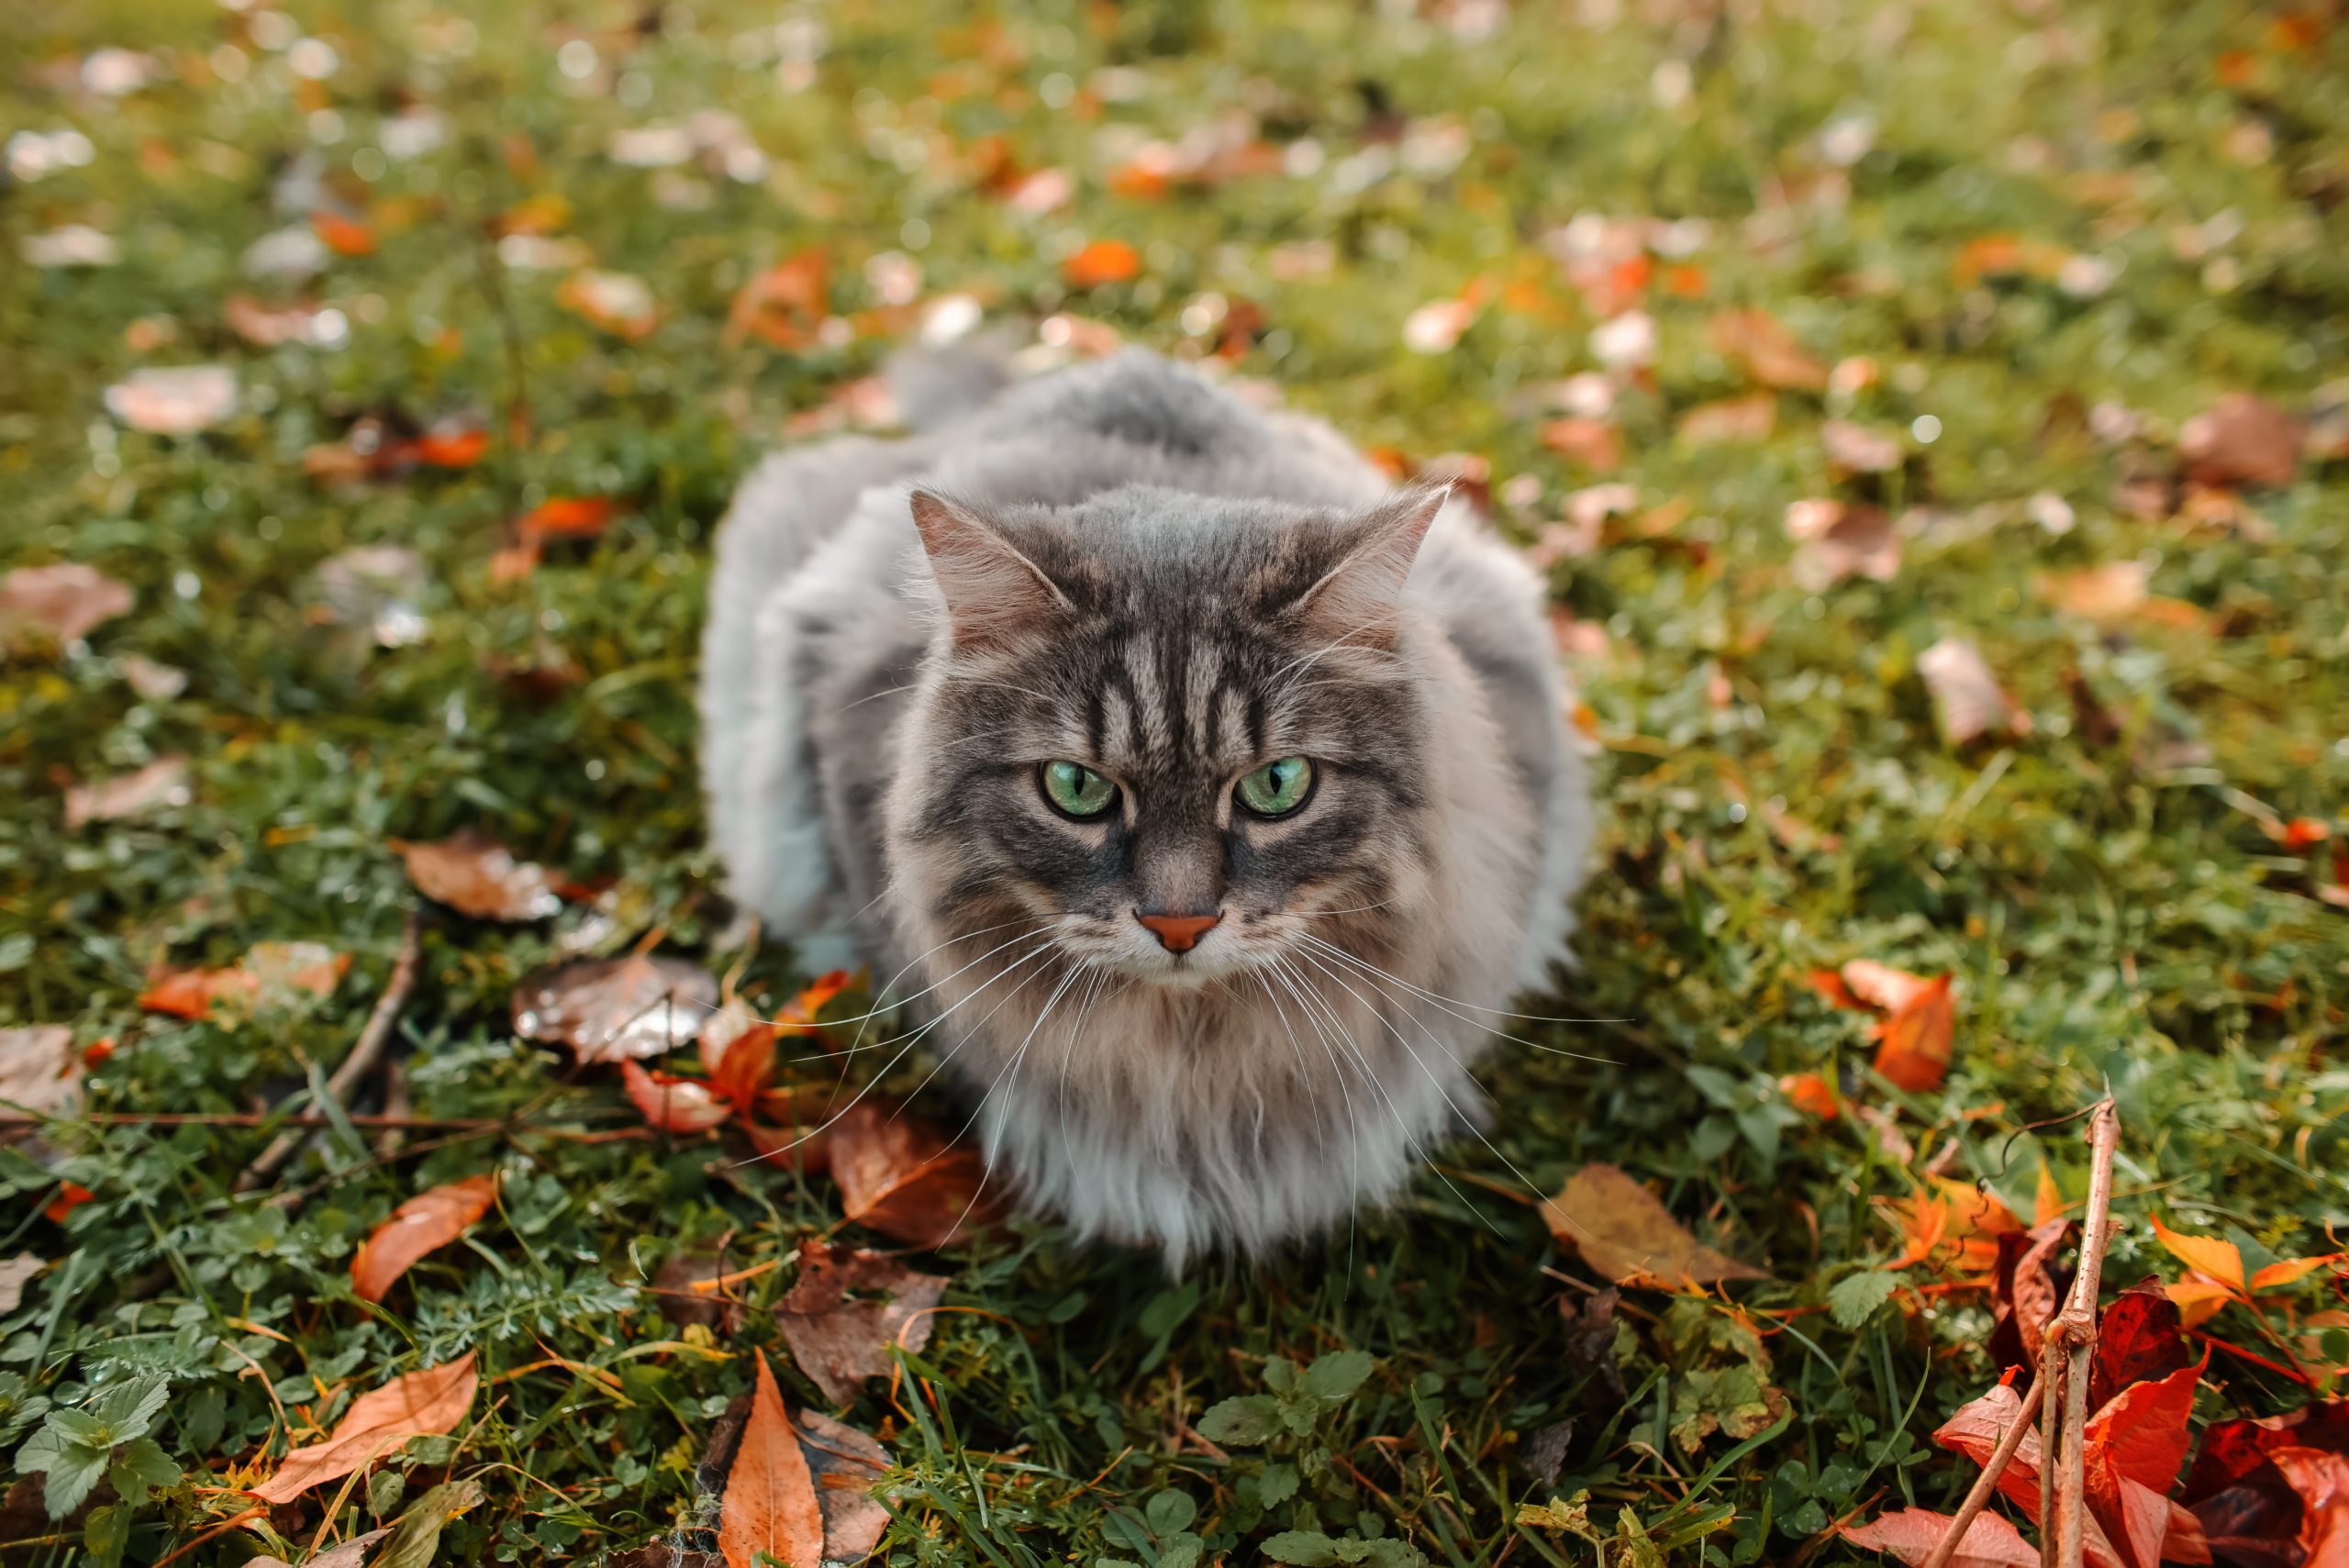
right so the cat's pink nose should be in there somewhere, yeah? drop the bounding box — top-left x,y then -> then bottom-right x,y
1135,909 -> 1221,953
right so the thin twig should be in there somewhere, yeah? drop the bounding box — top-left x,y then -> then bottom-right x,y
1920,1096 -> 2120,1568
237,909 -> 426,1192
1920,1374 -> 2047,1568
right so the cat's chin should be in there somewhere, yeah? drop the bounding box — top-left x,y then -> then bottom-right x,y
1080,946 -> 1267,988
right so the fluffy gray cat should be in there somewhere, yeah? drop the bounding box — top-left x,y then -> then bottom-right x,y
699,347 -> 1590,1266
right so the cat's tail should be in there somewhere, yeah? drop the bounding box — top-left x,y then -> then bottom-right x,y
885,328 -> 1021,430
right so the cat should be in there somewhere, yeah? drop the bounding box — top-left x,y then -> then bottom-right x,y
699,345 -> 1590,1267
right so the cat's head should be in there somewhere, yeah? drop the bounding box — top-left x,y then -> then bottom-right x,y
885,482 -> 1449,987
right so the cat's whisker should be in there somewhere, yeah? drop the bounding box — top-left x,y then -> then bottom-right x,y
1292,931 -> 1632,1034
1273,953 -> 1506,1240
1293,934 -> 1620,1064
1293,948 -> 1553,1215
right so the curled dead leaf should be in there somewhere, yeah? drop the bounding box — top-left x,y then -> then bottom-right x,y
351,1173 -> 499,1302
513,954 -> 718,1063
1542,1163 -> 1767,1290
828,1102 -> 1000,1249
774,1240 -> 948,1407
621,1060 -> 735,1134
390,832 -> 562,921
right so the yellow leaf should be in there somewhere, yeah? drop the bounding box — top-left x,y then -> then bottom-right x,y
2151,1216 -> 2245,1292
2033,1162 -> 2065,1228
1542,1164 -> 1768,1290
2164,1278 -> 2232,1329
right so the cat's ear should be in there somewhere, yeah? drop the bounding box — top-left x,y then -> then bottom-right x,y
908,489 -> 1072,650
1286,484 -> 1448,645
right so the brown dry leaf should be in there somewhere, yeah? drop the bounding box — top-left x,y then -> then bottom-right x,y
2180,393 -> 2303,489
774,1240 -> 948,1406
1785,499 -> 1898,590
104,365 -> 238,434
350,1173 -> 499,1302
718,1351 -> 825,1568
0,1027 -> 82,1122
138,942 -> 346,1020
1708,308 -> 1826,391
1676,393 -> 1776,446
828,1102 -> 1000,1249
252,1352 -> 479,1503
2036,561 -> 2152,623
1918,638 -> 2029,745
1,562 -> 134,647
390,832 -> 562,921
240,1527 -> 394,1568
64,755 -> 190,828
796,1409 -> 893,1560
512,954 -> 718,1063
1821,419 -> 1904,473
1541,1163 -> 1767,1290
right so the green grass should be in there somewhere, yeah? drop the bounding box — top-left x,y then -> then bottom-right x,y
4,0 -> 2347,1563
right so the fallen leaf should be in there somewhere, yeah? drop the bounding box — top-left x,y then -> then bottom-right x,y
64,756 -> 190,828
1062,239 -> 1141,288
718,1351 -> 825,1568
0,1257 -> 40,1314
1873,973 -> 1955,1092
223,295 -> 345,348
2273,1448 -> 2349,1568
406,425 -> 488,468
1542,1163 -> 1768,1289
1842,1506 -> 2038,1566
774,1240 -> 948,1406
1785,499 -> 1899,590
2153,1216 -> 2247,1292
1676,393 -> 1776,446
1778,1072 -> 1839,1118
621,1061 -> 735,1134
120,655 -> 187,700
138,942 -> 347,1020
2091,1284 -> 2192,1412
2038,561 -> 2153,623
726,249 -> 829,350
374,1478 -> 486,1568
253,1352 -> 479,1503
1540,417 -> 1621,472
311,211 -> 376,257
1708,308 -> 1826,391
350,1173 -> 499,1302
512,954 -> 718,1063
0,1027 -> 81,1121
239,1526 -> 393,1568
104,365 -> 238,435
390,832 -> 562,921
518,495 -> 621,540
796,1409 -> 893,1560
828,1102 -> 999,1249
1821,419 -> 1904,473
1403,295 -> 1479,354
1919,638 -> 2029,746
1,562 -> 134,647
2180,394 -> 2303,490
558,270 -> 660,339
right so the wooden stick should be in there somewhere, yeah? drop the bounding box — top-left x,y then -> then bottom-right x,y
237,910 -> 426,1191
2048,1097 -> 2121,1568
1920,1373 -> 2047,1568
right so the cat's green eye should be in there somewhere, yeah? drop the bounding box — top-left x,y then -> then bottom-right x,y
1040,760 -> 1119,819
1235,756 -> 1316,818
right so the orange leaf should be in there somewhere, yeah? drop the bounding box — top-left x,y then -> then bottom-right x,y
1873,973 -> 1955,1092
775,969 -> 853,1033
2034,1162 -> 2066,1227
1778,1072 -> 1839,1119
44,1181 -> 95,1222
311,211 -> 376,257
1842,959 -> 1936,1012
2249,1253 -> 2342,1293
1541,1163 -> 1768,1290
1707,307 -> 1826,391
1842,1506 -> 2037,1566
252,1353 -> 479,1503
718,1351 -> 825,1568
390,832 -> 562,921
2163,1278 -> 2233,1329
350,1173 -> 499,1302
2152,1216 -> 2246,1292
829,1103 -> 1000,1249
725,249 -> 830,350
1062,239 -> 1141,288
1807,968 -> 1865,1010
407,428 -> 488,469
520,495 -> 619,539
621,1060 -> 735,1134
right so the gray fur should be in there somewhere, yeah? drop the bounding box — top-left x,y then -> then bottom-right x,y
699,350 -> 1590,1267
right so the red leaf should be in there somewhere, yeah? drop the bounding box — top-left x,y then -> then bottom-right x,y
718,1351 -> 824,1568
2188,1402 -> 2349,1501
1778,1072 -> 1839,1119
621,1061 -> 734,1134
350,1173 -> 499,1302
829,1102 -> 1000,1249
520,495 -> 620,539
407,428 -> 488,469
2272,1447 -> 2349,1568
1842,1507 -> 2037,1566
2092,1284 -> 2191,1412
252,1353 -> 479,1503
44,1181 -> 95,1222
